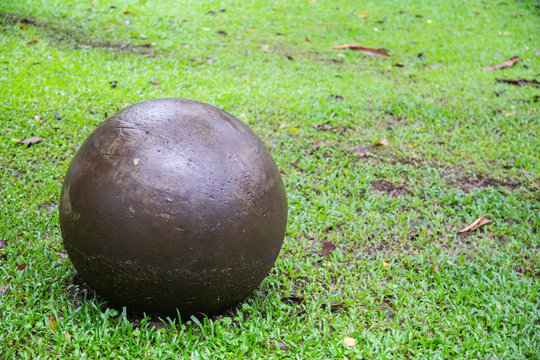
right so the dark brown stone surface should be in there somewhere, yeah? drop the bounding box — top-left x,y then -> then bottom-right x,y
59,98 -> 287,315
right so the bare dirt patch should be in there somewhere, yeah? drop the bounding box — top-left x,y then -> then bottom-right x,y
445,171 -> 524,193
0,12 -> 157,56
370,179 -> 412,197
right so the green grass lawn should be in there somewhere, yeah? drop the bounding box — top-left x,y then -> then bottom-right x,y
1,0 -> 539,358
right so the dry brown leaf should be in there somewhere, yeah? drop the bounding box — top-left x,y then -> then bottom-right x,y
332,44 -> 389,57
17,263 -> 27,271
458,215 -> 494,234
19,136 -> 43,146
484,56 -> 520,71
321,241 -> 336,257
48,314 -> 58,330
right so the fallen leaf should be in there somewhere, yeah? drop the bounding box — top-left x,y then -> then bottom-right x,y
264,338 -> 289,351
321,241 -> 336,257
0,239 -> 6,250
382,260 -> 390,267
374,138 -> 389,146
343,337 -> 356,347
357,13 -> 368,18
504,111 -> 517,117
496,79 -> 539,87
332,44 -> 389,57
18,136 -> 43,146
26,40 -> 38,45
484,56 -> 520,71
216,30 -> 227,36
48,314 -> 58,330
133,158 -> 140,165
65,333 -> 72,341
265,139 -> 277,148
17,263 -> 27,271
0,286 -> 10,295
261,43 -> 270,52
34,115 -> 41,121
458,215 -> 494,234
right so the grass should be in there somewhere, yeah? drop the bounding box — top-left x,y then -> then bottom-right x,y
0,0 -> 539,358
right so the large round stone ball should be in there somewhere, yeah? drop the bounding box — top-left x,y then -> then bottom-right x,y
59,98 -> 287,315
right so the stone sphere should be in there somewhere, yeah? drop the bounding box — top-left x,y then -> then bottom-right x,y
59,98 -> 287,315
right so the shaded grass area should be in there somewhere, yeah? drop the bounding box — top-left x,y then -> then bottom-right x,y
0,0 -> 539,358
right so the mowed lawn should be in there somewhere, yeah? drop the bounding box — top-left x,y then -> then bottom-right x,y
0,0 -> 538,358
